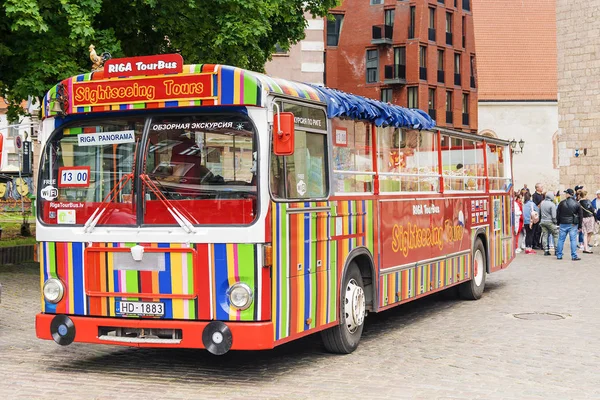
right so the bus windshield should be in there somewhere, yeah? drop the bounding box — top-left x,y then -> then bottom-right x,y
38,113 -> 258,227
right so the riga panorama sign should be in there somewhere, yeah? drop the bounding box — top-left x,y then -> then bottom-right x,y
103,54 -> 184,78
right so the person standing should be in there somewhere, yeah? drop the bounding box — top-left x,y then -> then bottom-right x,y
539,191 -> 559,256
592,189 -> 600,247
575,185 -> 585,249
514,193 -> 525,253
532,183 -> 544,249
556,189 -> 583,261
522,192 -> 539,254
578,190 -> 595,254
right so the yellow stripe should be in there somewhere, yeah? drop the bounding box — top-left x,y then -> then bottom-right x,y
171,243 -> 183,319
68,244 -> 75,313
40,244 -> 45,312
233,68 -> 242,103
107,245 -> 115,316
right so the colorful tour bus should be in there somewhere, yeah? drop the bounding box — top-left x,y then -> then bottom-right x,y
36,54 -> 514,355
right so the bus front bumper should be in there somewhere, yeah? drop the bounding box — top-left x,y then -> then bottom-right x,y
36,313 -> 274,353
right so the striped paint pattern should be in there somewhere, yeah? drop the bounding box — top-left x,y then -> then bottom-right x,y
490,195 -> 514,268
43,64 -> 326,118
271,200 -> 374,342
379,255 -> 470,307
40,242 -> 260,322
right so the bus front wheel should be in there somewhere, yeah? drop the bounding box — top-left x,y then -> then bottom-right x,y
321,262 -> 365,354
459,238 -> 487,300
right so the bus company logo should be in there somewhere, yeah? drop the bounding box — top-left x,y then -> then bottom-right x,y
104,54 -> 183,78
391,220 -> 464,257
412,204 -> 440,215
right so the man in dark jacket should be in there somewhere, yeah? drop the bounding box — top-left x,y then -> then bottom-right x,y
532,183 -> 545,249
556,188 -> 584,261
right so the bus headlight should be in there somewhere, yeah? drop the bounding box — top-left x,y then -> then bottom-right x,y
228,283 -> 253,310
43,278 -> 64,304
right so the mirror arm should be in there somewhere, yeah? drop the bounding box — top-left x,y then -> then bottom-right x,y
272,102 -> 282,139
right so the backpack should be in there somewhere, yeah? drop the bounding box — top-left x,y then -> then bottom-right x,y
530,202 -> 540,224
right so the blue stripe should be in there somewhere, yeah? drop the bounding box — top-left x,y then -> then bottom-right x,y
120,104 -> 128,110
158,243 -> 173,319
214,244 -> 229,321
76,75 -> 85,82
304,207 -> 311,330
77,107 -> 85,113
220,68 -> 234,105
275,205 -> 281,340
213,73 -> 219,97
165,101 -> 178,107
395,271 -> 399,303
72,242 -> 84,315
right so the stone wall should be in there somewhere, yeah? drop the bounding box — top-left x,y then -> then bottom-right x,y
556,0 -> 600,190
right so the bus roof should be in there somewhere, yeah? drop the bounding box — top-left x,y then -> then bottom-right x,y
42,61 -> 434,130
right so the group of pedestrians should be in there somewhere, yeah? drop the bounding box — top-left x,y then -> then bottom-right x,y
514,183 -> 600,261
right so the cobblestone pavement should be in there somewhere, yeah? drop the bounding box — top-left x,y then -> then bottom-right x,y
1,248 -> 599,400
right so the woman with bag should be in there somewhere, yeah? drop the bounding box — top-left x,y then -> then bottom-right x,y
514,193 -> 525,253
578,190 -> 596,254
522,192 -> 540,254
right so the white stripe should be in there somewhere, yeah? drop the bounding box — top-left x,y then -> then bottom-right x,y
256,246 -> 262,320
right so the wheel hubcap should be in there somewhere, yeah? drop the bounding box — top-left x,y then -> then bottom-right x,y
344,278 -> 365,333
474,249 -> 484,286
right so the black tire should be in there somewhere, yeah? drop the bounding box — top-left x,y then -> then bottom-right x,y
459,238 -> 487,300
321,262 -> 365,354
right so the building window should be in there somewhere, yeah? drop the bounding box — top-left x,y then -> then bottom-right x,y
371,0 -> 383,4
409,6 -> 416,39
454,52 -> 461,85
446,91 -> 453,124
428,88 -> 436,119
462,16 -> 466,48
408,87 -> 418,108
446,12 -> 453,45
393,46 -> 406,79
274,43 -> 287,55
327,14 -> 344,46
419,46 -> 428,80
381,88 -> 393,103
385,9 -> 395,27
462,0 -> 471,12
429,8 -> 436,41
470,55 -> 476,88
437,49 -> 445,83
366,49 -> 379,83
462,93 -> 469,125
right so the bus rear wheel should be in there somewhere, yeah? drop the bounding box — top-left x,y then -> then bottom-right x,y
459,238 -> 487,300
321,263 -> 365,354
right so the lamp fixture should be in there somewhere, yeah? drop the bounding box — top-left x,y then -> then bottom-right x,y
510,138 -> 525,154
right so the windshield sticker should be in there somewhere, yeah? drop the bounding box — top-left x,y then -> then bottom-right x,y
57,209 -> 76,224
297,179 -> 307,196
58,166 -> 90,188
49,202 -> 84,209
41,185 -> 58,201
151,122 -> 236,131
77,130 -> 135,146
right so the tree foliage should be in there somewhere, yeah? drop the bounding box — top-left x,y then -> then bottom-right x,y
0,0 -> 338,121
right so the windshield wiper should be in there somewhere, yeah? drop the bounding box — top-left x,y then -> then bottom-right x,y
140,174 -> 198,233
83,173 -> 133,233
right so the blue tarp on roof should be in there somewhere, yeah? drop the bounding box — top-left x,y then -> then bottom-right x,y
308,85 -> 436,130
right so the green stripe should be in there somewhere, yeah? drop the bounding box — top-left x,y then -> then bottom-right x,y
280,203 -> 289,337
125,270 -> 139,300
238,244 -> 255,320
187,252 -> 195,319
366,201 -> 374,253
48,243 -> 57,278
244,73 -> 259,104
133,103 -> 145,109
383,274 -> 388,305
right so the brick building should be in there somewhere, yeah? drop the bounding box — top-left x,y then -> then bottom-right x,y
325,0 -> 478,132
473,0 -> 558,190
556,0 -> 600,190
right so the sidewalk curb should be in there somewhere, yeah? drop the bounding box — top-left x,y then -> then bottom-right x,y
0,243 -> 37,266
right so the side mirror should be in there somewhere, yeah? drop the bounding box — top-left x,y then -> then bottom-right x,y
273,112 -> 295,156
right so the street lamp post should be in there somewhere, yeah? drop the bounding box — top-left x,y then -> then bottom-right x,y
510,138 -> 525,154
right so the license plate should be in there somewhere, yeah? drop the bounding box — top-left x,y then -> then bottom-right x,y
117,301 -> 164,316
